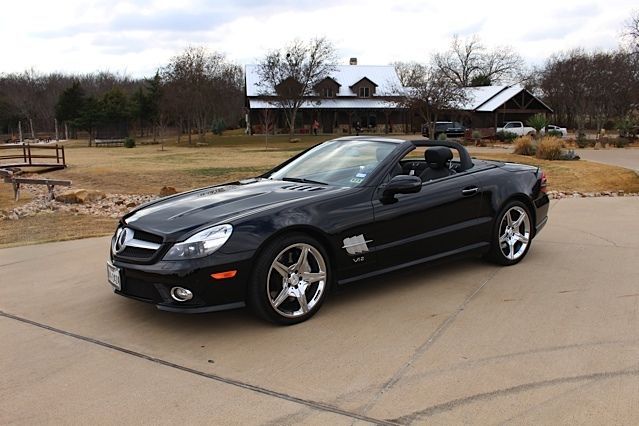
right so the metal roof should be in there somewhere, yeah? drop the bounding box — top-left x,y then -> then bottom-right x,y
249,99 -> 401,109
460,85 -> 553,113
245,64 -> 405,97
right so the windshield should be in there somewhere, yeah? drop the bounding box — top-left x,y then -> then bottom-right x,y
268,140 -> 398,187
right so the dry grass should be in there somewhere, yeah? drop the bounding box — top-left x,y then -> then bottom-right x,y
0,212 -> 117,248
536,137 -> 564,160
513,136 -> 535,156
474,152 -> 639,193
2,134 -> 639,248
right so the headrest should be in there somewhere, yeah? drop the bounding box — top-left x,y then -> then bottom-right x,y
425,147 -> 453,167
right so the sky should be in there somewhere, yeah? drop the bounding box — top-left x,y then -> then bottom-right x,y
0,0 -> 635,78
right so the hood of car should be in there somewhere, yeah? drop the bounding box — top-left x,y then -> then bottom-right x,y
123,179 -> 338,240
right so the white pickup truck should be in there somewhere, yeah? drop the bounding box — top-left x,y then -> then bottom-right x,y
496,121 -> 536,136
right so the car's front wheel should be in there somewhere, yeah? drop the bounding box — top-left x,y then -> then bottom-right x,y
487,201 -> 532,265
248,234 -> 330,325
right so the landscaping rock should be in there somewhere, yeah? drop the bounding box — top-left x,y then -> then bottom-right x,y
56,189 -> 106,204
159,186 -> 177,197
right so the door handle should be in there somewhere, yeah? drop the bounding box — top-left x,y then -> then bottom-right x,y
462,186 -> 479,196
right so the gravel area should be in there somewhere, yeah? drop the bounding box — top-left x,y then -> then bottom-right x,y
2,184 -> 637,222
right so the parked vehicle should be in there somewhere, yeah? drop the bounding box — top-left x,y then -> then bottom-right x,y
107,138 -> 549,324
496,121 -> 536,136
421,121 -> 466,138
540,125 -> 568,137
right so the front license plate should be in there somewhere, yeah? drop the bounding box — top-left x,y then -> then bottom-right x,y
107,262 -> 121,291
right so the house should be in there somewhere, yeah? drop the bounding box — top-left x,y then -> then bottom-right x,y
245,60 -> 408,134
458,85 -> 553,131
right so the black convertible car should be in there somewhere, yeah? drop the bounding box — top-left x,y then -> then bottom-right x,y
107,138 -> 549,324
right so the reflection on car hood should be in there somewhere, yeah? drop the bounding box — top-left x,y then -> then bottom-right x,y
123,179 -> 340,239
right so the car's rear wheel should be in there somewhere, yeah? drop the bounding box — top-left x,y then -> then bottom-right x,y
248,234 -> 330,325
487,201 -> 532,265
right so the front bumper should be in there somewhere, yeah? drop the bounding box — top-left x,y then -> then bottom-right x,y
110,251 -> 253,313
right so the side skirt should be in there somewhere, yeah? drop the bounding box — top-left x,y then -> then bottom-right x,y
336,242 -> 490,286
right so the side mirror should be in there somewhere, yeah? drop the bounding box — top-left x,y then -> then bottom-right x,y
382,175 -> 422,200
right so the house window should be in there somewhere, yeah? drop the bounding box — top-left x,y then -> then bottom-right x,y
323,87 -> 334,98
359,87 -> 370,98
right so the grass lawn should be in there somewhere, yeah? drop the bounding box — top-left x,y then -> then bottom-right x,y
1,133 -> 638,248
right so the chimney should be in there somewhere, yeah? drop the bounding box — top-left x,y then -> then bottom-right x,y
349,57 -> 357,66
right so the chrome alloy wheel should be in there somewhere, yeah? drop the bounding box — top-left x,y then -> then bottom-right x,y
267,243 -> 327,318
498,206 -> 531,260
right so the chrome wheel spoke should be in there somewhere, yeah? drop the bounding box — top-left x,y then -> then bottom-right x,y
513,214 -> 525,229
507,211 -> 514,226
508,242 -> 515,259
515,233 -> 529,244
301,271 -> 325,283
297,292 -> 309,314
272,286 -> 290,307
273,261 -> 290,278
294,247 -> 309,272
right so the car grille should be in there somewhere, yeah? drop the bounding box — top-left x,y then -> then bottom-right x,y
113,227 -> 164,263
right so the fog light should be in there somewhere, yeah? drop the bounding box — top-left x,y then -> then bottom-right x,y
170,287 -> 193,302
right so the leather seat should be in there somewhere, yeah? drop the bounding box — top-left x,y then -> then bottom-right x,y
419,147 -> 455,181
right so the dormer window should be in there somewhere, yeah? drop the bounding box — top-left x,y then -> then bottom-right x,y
323,87 -> 334,98
351,77 -> 377,97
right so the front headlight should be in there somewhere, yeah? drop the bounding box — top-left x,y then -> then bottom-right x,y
163,224 -> 233,260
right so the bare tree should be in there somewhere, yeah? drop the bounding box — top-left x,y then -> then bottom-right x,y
540,49 -> 638,132
396,62 -> 467,138
623,10 -> 639,53
161,47 -> 243,144
256,37 -> 337,136
433,35 -> 524,87
259,108 -> 276,149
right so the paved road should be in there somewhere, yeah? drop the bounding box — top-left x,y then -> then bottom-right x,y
574,147 -> 639,172
1,197 -> 639,424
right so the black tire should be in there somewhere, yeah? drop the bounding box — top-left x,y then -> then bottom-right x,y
486,200 -> 533,266
247,233 -> 331,325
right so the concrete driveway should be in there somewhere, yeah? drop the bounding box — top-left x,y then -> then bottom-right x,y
574,147 -> 639,172
1,197 -> 638,424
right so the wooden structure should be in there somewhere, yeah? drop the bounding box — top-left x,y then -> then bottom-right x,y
95,139 -> 125,147
0,169 -> 71,201
0,144 -> 67,170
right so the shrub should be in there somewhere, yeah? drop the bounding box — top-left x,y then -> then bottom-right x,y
471,130 -> 482,139
437,132 -> 447,141
526,113 -> 548,138
547,130 -> 563,138
576,132 -> 591,148
617,117 -> 637,139
495,130 -> 517,143
614,137 -> 630,148
536,137 -> 563,160
211,118 -> 226,135
123,137 -> 135,148
513,136 -> 536,156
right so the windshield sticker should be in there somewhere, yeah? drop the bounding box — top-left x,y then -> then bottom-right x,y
356,173 -> 367,178
350,178 -> 364,184
342,234 -> 372,255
